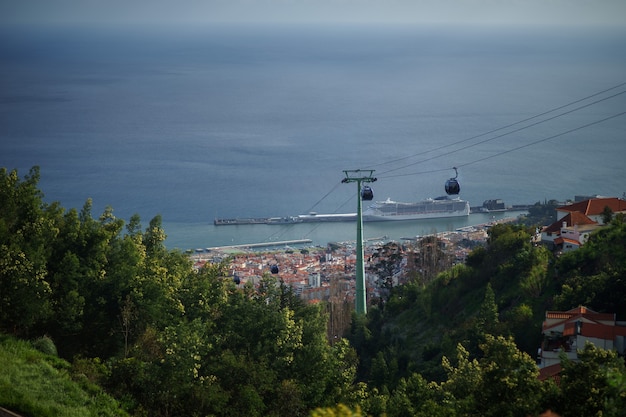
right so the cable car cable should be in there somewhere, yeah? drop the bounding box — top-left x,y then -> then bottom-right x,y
303,181 -> 343,215
380,111 -> 626,179
374,89 -> 625,177
455,111 -> 626,169
268,89 -> 625,243
366,82 -> 626,170
312,83 -> 625,213
262,181 -> 346,242
258,84 -> 625,245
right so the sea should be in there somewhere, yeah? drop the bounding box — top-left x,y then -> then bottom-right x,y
1,23 -> 625,251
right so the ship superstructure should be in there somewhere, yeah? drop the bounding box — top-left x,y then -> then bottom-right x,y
362,196 -> 470,221
215,196 -> 470,225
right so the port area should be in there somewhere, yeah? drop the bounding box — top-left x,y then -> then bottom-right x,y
200,239 -> 313,252
188,217 -> 521,302
215,213 -> 357,225
470,202 -> 531,213
214,206 -> 529,226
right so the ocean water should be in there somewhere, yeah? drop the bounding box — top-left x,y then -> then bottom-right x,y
1,24 -> 625,250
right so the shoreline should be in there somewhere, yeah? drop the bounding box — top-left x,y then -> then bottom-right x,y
170,210 -> 528,253
188,214 -> 523,258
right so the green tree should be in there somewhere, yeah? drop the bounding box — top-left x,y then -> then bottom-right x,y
0,167 -> 54,335
519,245 -> 551,298
310,404 -> 365,417
347,312 -> 375,382
519,200 -> 561,227
555,220 -> 626,318
476,283 -> 499,335
486,224 -> 533,291
64,203 -> 129,357
505,303 -> 537,354
604,367 -> 626,417
601,205 -> 614,224
387,373 -> 452,417
439,343 -> 481,415
436,336 -> 542,417
556,342 -> 626,417
326,338 -> 359,406
474,335 -> 542,417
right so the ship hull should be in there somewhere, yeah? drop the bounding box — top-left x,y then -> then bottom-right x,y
363,210 -> 469,221
214,198 -> 470,225
362,197 -> 470,222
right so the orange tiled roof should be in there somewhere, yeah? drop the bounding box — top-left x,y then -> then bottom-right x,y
553,237 -> 580,246
565,306 -> 598,314
557,197 -> 626,216
543,211 -> 598,233
543,306 -> 616,331
538,363 -> 562,382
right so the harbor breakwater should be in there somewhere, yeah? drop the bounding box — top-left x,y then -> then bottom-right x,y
213,205 -> 531,226
166,209 -> 531,252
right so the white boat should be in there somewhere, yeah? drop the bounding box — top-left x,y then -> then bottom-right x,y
362,196 -> 470,221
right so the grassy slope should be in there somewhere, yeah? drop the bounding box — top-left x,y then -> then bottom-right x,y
0,335 -> 128,417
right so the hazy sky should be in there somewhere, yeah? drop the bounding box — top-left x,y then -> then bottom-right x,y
2,0 -> 626,27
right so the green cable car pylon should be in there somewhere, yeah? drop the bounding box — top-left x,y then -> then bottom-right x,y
341,169 -> 377,315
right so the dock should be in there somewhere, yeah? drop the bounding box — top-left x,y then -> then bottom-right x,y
214,217 -> 279,225
202,239 -> 313,251
214,213 -> 356,225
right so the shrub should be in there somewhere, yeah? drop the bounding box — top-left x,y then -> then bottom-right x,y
32,336 -> 58,356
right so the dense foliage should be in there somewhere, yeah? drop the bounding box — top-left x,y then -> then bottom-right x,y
344,214 -> 626,415
0,167 -> 354,416
2,167 -> 626,416
554,214 -> 626,318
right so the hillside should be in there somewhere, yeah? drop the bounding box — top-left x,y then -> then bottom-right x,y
349,218 -> 626,385
2,166 -> 626,417
0,335 -> 128,417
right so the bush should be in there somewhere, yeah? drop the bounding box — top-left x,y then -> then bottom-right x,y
32,336 -> 58,356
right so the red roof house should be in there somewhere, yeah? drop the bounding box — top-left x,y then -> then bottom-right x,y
556,197 -> 626,223
539,306 -> 626,369
540,197 -> 626,251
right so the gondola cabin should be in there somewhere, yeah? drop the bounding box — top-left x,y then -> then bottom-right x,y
270,264 -> 279,274
361,185 -> 374,201
445,178 -> 460,195
445,167 -> 460,195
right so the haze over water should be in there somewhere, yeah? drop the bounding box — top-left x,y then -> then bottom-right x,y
1,23 -> 625,249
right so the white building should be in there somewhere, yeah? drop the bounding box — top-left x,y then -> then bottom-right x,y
540,306 -> 626,366
540,197 -> 626,251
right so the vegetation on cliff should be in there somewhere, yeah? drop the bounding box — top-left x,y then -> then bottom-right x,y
1,166 -> 625,416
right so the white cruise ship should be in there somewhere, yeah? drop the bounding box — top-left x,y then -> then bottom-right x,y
362,196 -> 470,221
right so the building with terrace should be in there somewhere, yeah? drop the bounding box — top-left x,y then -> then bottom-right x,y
540,196 -> 626,252
538,306 -> 626,380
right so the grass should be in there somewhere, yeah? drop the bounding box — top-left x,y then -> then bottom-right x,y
0,334 -> 128,417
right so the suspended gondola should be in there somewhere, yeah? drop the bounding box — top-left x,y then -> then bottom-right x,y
361,185 -> 374,201
270,264 -> 279,274
445,167 -> 460,195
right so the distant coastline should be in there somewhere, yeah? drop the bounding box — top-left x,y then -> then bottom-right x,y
213,201 -> 532,226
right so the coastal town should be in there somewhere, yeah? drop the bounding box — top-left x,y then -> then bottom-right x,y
191,212 -> 504,338
191,213 -> 511,311
189,194 -> 626,356
191,195 -> 626,312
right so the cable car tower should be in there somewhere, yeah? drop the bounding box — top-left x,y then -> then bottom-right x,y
341,169 -> 377,315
